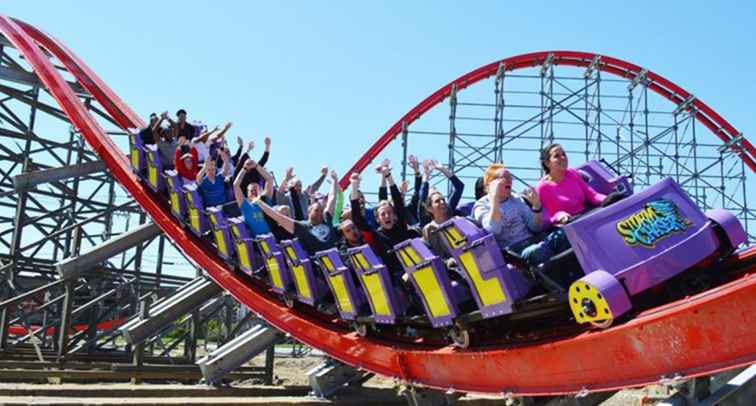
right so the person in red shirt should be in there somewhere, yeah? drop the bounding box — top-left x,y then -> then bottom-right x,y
174,144 -> 199,183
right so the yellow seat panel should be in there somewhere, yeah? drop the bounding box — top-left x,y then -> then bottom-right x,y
412,266 -> 451,317
292,264 -> 311,299
329,274 -> 354,313
459,251 -> 506,306
360,272 -> 390,316
267,257 -> 284,289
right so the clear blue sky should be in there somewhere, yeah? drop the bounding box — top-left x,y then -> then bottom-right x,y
5,1 -> 755,182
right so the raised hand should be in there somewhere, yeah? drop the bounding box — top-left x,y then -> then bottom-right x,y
408,154 -> 419,173
246,140 -> 255,153
224,122 -> 233,130
400,179 -> 409,195
350,172 -> 361,189
330,170 -> 338,182
320,165 -> 329,177
422,159 -> 432,178
488,179 -> 503,201
264,136 -> 271,148
284,167 -> 295,181
521,187 -> 541,211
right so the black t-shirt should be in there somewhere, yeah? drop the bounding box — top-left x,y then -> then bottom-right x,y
139,127 -> 155,145
292,213 -> 339,255
176,122 -> 195,141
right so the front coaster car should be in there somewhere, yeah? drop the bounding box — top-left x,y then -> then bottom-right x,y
569,270 -> 632,328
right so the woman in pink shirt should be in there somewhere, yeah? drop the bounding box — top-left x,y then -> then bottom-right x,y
535,144 -> 606,224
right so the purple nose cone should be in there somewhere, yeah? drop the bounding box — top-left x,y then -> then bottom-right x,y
705,208 -> 747,249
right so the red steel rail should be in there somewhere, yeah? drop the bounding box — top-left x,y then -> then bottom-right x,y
2,15 -> 755,395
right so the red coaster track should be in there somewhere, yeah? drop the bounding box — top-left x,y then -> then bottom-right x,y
1,15 -> 755,396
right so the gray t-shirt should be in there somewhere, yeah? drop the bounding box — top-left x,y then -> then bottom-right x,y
473,194 -> 541,248
158,139 -> 177,167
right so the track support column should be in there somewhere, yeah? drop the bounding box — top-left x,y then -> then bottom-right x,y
307,358 -> 373,399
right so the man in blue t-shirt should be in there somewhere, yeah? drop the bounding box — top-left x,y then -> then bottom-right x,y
234,159 -> 274,237
197,149 -> 231,208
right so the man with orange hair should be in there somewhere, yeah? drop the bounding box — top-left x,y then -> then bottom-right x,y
473,163 -> 567,266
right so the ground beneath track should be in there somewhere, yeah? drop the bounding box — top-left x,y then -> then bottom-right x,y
0,352 -> 676,405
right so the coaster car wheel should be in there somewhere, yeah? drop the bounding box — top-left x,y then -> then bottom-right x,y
449,325 -> 471,349
351,321 -> 369,337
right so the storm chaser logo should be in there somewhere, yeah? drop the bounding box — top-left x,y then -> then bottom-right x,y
616,199 -> 691,248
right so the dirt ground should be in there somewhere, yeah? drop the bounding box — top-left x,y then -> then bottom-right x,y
249,351 -> 672,405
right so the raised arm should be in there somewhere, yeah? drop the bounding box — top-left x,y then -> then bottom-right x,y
258,136 -> 271,167
257,163 -> 275,199
213,122 -> 232,142
307,166 -> 328,195
256,198 -> 295,234
289,185 -> 305,221
192,125 -> 218,144
233,160 -> 255,205
417,159 -> 432,222
377,160 -> 389,201
325,170 -> 339,217
448,174 -> 465,211
233,139 -> 252,179
220,149 -> 231,179
407,155 -> 422,216
151,111 -> 168,132
278,167 -> 294,196
474,180 -> 504,235
349,173 -> 370,232
195,160 -> 207,184
432,161 -> 465,211
384,167 -> 408,224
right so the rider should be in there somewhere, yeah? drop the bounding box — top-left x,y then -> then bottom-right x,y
233,159 -> 274,238
256,170 -> 341,255
350,162 -> 420,272
418,159 -> 465,258
473,164 -> 568,267
535,143 -> 606,225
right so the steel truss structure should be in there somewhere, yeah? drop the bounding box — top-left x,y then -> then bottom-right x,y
0,33 -> 269,375
355,53 -> 754,244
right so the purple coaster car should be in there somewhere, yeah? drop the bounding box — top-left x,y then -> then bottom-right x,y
255,234 -> 294,297
144,144 -> 165,193
314,248 -> 368,320
394,238 -> 463,328
565,177 -> 746,325
127,128 -> 146,175
576,160 -> 632,196
347,244 -> 409,324
207,207 -> 235,262
228,217 -> 262,275
164,170 -> 187,221
183,183 -> 209,238
437,217 -> 532,319
280,239 -> 329,306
